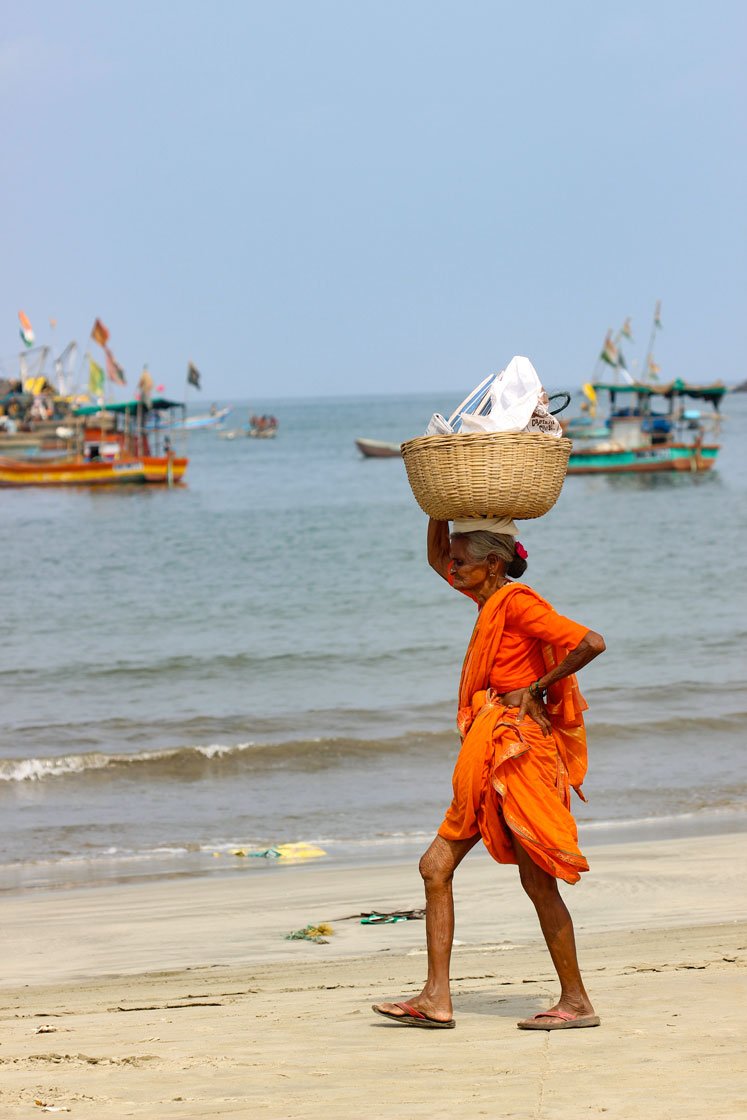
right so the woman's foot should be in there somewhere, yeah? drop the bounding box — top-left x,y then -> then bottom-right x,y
517,1001 -> 600,1030
372,995 -> 454,1028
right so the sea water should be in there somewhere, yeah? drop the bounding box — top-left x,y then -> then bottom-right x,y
1,389 -> 745,891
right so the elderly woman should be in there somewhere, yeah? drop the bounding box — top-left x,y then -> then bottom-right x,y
374,518 -> 605,1031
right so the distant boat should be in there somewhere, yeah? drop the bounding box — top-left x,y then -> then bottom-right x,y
355,438 -> 402,458
247,414 -> 278,438
566,379 -> 725,474
218,422 -> 279,440
564,306 -> 725,474
149,405 -> 232,431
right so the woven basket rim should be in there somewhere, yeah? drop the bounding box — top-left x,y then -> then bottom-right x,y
401,431 -> 572,452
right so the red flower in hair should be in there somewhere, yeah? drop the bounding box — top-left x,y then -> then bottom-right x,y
515,541 -> 528,560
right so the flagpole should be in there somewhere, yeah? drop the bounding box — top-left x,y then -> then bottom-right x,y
48,318 -> 57,390
612,328 -> 624,384
591,332 -> 607,381
184,368 -> 190,463
644,301 -> 660,384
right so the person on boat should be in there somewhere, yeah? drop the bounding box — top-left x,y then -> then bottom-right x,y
373,518 -> 605,1032
138,366 -> 154,408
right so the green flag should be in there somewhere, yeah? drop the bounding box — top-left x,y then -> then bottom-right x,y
88,355 -> 104,397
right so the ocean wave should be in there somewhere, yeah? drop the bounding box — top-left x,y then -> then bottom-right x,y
586,711 -> 747,741
0,729 -> 456,785
2,704 -> 744,785
1,642 -> 456,688
5,699 -> 456,745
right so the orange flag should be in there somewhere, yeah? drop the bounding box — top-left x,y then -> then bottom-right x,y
91,318 -> 110,347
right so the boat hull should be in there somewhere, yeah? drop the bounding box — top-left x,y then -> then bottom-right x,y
355,438 -> 402,458
145,407 -> 232,431
0,456 -> 188,487
567,444 -> 718,474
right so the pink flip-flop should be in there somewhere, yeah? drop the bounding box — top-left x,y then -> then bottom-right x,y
518,1009 -> 601,1030
372,1001 -> 456,1029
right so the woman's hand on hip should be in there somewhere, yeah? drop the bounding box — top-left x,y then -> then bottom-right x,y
501,688 -> 552,737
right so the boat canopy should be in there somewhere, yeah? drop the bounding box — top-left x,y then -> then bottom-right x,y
72,397 -> 183,416
592,380 -> 727,407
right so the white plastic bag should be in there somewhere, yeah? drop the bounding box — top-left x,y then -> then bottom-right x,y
460,356 -> 542,434
424,356 -> 562,437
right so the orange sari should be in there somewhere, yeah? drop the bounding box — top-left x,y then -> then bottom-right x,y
438,583 -> 590,884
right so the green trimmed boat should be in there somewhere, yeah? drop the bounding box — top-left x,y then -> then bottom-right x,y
567,379 -> 725,475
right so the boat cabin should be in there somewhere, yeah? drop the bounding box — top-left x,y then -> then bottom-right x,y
72,397 -> 186,461
591,379 -> 726,449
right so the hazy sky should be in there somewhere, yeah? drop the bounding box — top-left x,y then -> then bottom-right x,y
2,1 -> 745,399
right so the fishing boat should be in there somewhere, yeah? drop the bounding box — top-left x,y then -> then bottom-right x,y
355,438 -> 402,458
566,379 -> 725,474
148,404 -> 232,431
564,304 -> 725,474
0,398 -> 188,487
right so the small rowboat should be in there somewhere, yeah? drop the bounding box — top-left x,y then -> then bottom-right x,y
355,438 -> 402,459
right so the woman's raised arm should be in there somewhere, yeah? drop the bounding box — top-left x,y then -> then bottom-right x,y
427,518 -> 451,581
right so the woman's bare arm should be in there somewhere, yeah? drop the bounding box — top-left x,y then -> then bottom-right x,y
427,518 -> 451,581
537,631 -> 606,690
502,631 -> 606,735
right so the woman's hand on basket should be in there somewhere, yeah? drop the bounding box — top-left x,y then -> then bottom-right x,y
500,688 -> 552,737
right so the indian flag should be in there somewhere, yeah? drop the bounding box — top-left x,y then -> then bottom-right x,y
648,356 -> 661,380
18,310 -> 35,348
621,317 -> 633,340
600,332 -> 618,366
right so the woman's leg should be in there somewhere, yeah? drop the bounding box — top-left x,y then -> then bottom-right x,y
373,833 -> 479,1021
510,832 -> 596,1023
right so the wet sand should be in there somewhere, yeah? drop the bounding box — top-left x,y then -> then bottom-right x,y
1,832 -> 745,1118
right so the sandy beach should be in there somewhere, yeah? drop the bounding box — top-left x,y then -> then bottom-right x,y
1,832 -> 745,1119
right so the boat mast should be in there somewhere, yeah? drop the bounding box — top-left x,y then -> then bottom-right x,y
643,300 -> 662,383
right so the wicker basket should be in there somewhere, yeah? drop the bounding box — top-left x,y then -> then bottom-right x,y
400,431 -> 572,520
